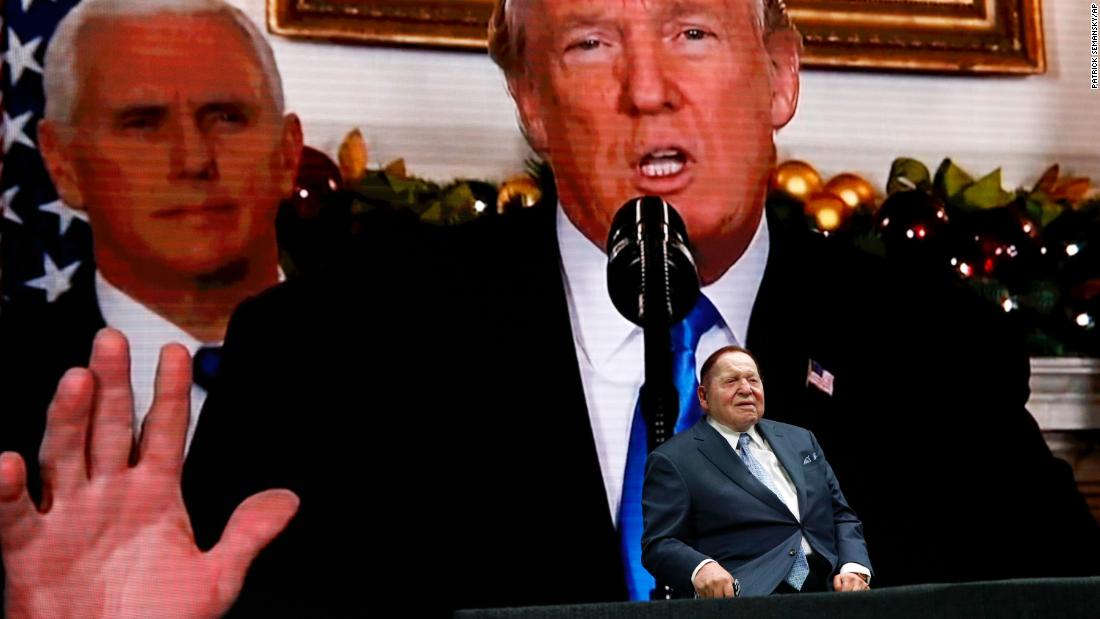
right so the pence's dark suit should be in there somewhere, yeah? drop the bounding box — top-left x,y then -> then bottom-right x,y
0,268 -> 104,500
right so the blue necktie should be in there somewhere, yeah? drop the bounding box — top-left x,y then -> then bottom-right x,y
618,294 -> 723,600
737,433 -> 809,590
192,346 -> 223,392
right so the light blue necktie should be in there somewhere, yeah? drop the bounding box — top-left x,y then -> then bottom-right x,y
737,432 -> 810,590
618,294 -> 722,601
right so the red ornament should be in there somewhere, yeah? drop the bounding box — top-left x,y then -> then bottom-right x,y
290,147 -> 343,220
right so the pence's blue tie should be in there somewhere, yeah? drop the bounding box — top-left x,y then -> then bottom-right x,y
618,294 -> 723,600
737,433 -> 810,590
192,346 -> 223,392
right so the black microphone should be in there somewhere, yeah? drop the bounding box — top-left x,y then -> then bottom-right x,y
606,196 -> 701,450
607,196 -> 700,327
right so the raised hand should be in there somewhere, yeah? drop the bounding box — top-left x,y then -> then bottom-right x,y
0,329 -> 298,619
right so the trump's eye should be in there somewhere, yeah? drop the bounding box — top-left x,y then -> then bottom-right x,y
675,25 -> 719,44
567,36 -> 604,52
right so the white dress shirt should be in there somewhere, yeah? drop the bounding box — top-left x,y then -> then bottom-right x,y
95,269 -> 283,453
556,205 -> 770,523
95,272 -> 213,453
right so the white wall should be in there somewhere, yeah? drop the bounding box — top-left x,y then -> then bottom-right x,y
229,0 -> 1099,194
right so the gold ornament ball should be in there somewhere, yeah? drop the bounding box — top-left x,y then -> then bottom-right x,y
804,192 -> 851,232
497,176 -> 543,213
338,128 -> 369,185
825,173 -> 876,210
773,160 -> 824,200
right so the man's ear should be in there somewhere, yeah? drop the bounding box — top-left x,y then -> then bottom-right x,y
510,76 -> 549,156
697,385 -> 709,412
37,120 -> 86,209
765,29 -> 802,130
276,113 -> 304,195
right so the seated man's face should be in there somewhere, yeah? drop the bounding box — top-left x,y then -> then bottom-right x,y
699,351 -> 765,432
43,13 -> 299,281
511,0 -> 798,275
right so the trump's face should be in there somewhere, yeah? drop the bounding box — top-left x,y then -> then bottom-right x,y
699,350 -> 764,432
511,0 -> 799,283
40,13 -> 301,284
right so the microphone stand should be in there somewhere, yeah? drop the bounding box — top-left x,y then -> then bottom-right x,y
637,200 -> 679,453
639,269 -> 681,602
607,196 -> 700,601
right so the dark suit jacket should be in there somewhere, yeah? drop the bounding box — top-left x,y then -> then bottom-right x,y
0,268 -> 104,501
642,418 -> 871,596
182,201 -> 1100,616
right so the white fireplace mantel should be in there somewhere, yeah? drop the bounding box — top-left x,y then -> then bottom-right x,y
1027,358 -> 1100,523
1028,358 -> 1100,431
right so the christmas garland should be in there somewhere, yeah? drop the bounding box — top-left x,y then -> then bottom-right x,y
281,129 -> 1100,357
772,157 -> 1100,358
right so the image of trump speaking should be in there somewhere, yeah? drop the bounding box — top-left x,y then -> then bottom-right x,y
1,0 -> 1098,616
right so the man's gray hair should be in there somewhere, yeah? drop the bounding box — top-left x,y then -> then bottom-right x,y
44,0 -> 285,125
488,0 -> 795,78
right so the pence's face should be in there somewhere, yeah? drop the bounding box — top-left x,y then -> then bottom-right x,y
42,13 -> 299,280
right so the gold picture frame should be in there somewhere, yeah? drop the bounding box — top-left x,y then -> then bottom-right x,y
788,0 -> 1045,74
267,0 -> 1045,74
267,0 -> 496,50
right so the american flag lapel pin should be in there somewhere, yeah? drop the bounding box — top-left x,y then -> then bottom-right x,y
806,359 -> 835,396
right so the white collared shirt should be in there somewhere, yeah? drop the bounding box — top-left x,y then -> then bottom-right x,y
95,272 -> 212,453
95,269 -> 284,453
557,204 -> 770,523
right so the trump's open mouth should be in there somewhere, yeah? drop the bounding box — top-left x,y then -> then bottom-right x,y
632,144 -> 695,194
639,148 -> 687,178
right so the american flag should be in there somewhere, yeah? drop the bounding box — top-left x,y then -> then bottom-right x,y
1,0 -> 89,310
806,359 -> 835,396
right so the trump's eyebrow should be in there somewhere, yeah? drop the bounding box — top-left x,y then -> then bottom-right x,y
553,1 -> 727,35
662,0 -> 722,17
659,0 -> 738,29
556,11 -> 620,33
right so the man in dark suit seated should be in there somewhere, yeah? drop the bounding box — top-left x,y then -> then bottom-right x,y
643,346 -> 871,598
1,0 -> 1098,616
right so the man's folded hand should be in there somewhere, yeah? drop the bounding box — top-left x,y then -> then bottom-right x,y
693,561 -> 737,599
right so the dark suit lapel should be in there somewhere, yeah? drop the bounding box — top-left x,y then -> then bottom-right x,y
532,205 -> 613,521
444,204 -> 626,601
755,419 -> 807,513
693,419 -> 793,518
746,208 -> 820,432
